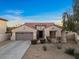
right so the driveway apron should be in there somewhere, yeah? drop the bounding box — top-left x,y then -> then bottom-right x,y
0,40 -> 31,59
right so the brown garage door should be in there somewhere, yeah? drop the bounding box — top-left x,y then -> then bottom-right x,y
16,32 -> 33,40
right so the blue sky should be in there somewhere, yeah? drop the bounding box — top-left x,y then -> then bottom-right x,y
0,0 -> 73,26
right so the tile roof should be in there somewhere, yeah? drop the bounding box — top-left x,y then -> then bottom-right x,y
12,22 -> 63,30
24,23 -> 62,29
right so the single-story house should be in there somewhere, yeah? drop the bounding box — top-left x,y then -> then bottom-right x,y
11,23 -> 63,41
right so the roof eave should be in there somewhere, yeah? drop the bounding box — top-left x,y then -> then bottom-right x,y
0,18 -> 8,21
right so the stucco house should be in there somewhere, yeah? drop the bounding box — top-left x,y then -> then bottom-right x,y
11,23 -> 63,41
0,18 -> 8,41
0,18 -> 8,33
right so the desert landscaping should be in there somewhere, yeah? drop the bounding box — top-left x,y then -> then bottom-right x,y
0,0 -> 79,59
22,43 -> 79,59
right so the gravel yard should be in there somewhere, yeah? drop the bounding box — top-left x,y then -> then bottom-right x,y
22,43 -> 77,59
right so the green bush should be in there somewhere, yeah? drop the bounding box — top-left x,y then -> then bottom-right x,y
65,48 -> 75,56
47,39 -> 52,43
74,53 -> 79,59
57,45 -> 62,49
74,50 -> 79,59
40,39 -> 46,44
31,40 -> 37,45
46,37 -> 52,43
43,45 -> 47,51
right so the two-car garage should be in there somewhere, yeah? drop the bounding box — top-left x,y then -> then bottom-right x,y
11,25 -> 37,40
16,32 -> 33,40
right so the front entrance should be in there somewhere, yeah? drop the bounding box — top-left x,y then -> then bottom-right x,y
37,31 -> 44,39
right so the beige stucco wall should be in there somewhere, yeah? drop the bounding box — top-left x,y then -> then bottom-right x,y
61,31 -> 79,43
44,26 -> 62,39
66,32 -> 79,42
61,31 -> 67,43
0,33 -> 11,42
11,25 -> 37,40
0,20 -> 7,34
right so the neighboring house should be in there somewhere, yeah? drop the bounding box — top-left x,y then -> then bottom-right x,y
0,18 -> 8,33
11,23 -> 62,41
0,18 -> 8,42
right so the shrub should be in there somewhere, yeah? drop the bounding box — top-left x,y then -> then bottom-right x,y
65,48 -> 75,56
74,50 -> 79,59
47,39 -> 52,43
31,40 -> 37,45
43,45 -> 47,51
40,39 -> 46,44
74,53 -> 79,59
57,45 -> 62,49
47,37 -> 52,43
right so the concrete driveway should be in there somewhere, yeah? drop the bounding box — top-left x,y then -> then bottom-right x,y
0,40 -> 31,59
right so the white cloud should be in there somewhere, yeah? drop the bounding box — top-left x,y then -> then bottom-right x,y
0,10 -> 63,27
5,10 -> 24,16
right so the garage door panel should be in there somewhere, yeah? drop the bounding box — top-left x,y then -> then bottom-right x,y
16,32 -> 33,40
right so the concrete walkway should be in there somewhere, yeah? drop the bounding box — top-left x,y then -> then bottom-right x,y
0,40 -> 31,59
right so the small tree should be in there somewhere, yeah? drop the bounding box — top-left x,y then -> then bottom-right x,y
73,0 -> 79,32
62,12 -> 68,30
62,0 -> 79,32
62,12 -> 75,31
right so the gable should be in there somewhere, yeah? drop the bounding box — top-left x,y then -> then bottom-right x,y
12,25 -> 36,32
45,25 -> 62,31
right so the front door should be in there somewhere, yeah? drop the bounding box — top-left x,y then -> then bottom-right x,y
37,31 -> 44,39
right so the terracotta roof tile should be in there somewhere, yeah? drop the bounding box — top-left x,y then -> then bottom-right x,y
12,23 -> 63,30
24,23 -> 54,28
